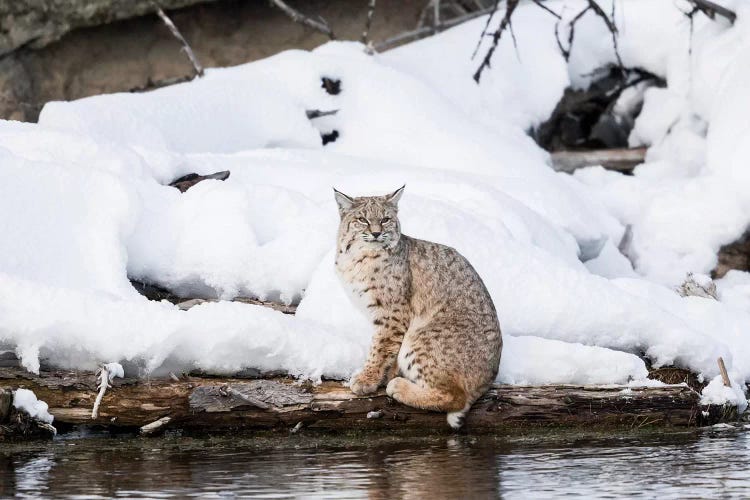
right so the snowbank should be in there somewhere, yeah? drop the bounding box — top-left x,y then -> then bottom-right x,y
701,376 -> 749,413
0,0 -> 748,408
13,389 -> 54,424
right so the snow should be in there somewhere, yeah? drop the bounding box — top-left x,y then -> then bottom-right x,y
0,0 -> 749,408
103,362 -> 125,381
701,375 -> 749,413
13,389 -> 54,424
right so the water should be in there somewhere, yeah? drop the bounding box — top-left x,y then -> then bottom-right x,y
2,427 -> 750,498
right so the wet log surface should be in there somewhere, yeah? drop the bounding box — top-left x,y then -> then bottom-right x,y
0,368 -> 721,434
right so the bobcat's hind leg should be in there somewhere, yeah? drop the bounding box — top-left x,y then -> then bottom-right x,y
386,377 -> 467,428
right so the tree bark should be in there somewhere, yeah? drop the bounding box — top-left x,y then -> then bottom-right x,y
0,368 -> 722,434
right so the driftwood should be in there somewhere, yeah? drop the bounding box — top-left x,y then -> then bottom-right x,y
0,367 -> 728,434
550,147 -> 646,173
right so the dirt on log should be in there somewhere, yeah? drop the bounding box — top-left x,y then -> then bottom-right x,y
0,368 -> 722,434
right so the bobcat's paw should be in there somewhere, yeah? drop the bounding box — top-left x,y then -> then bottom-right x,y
349,373 -> 379,396
386,377 -> 408,402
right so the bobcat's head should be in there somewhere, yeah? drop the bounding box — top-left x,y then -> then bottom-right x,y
334,185 -> 404,251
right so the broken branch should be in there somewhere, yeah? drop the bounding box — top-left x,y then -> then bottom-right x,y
91,364 -> 112,419
718,357 -> 731,387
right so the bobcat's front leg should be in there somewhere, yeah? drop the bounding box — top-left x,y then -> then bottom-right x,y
350,314 -> 408,396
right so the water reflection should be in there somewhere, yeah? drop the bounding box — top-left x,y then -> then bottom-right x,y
2,429 -> 749,498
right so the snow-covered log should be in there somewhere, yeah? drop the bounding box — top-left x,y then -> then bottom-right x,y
0,368 -> 727,434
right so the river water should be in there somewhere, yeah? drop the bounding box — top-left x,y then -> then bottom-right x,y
2,427 -> 749,498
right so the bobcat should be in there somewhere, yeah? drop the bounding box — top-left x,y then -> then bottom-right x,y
334,186 -> 503,429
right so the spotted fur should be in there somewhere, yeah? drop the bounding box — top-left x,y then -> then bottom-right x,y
334,186 -> 503,429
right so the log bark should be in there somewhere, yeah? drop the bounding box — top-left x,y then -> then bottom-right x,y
0,368 -> 717,434
550,147 -> 646,174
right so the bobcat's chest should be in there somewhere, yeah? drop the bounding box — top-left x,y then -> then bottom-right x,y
336,252 -> 386,316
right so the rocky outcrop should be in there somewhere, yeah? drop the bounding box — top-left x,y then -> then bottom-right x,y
0,0 -> 218,56
0,0 -> 423,121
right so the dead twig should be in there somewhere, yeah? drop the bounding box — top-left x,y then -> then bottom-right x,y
152,2 -> 204,78
433,0 -> 441,32
718,357 -> 731,387
530,0 -> 561,19
361,0 -> 377,47
269,0 -> 335,40
140,416 -> 172,436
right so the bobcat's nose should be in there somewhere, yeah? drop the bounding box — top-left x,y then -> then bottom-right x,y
371,232 -> 382,239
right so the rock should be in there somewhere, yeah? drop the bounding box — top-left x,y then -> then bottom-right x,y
533,65 -> 662,152
0,0 -> 218,56
0,0 -> 425,121
713,229 -> 750,279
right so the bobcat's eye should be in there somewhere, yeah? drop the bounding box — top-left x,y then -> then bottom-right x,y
357,217 -> 369,225
381,217 -> 391,224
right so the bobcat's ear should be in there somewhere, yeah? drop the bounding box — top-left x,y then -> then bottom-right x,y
386,185 -> 405,206
333,188 -> 354,212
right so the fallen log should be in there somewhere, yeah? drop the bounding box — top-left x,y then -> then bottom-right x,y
550,147 -> 646,174
129,279 -> 297,314
0,367 -> 725,434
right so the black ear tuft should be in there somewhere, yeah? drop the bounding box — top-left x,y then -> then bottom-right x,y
386,185 -> 405,205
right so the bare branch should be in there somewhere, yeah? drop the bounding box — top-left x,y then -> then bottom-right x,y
470,0 -> 500,60
153,3 -> 204,78
587,0 -> 624,72
473,0 -> 519,83
530,0 -> 561,19
375,6 -> 495,52
361,0 -> 377,45
269,0 -> 335,40
417,0 -> 432,29
508,16 -> 520,63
